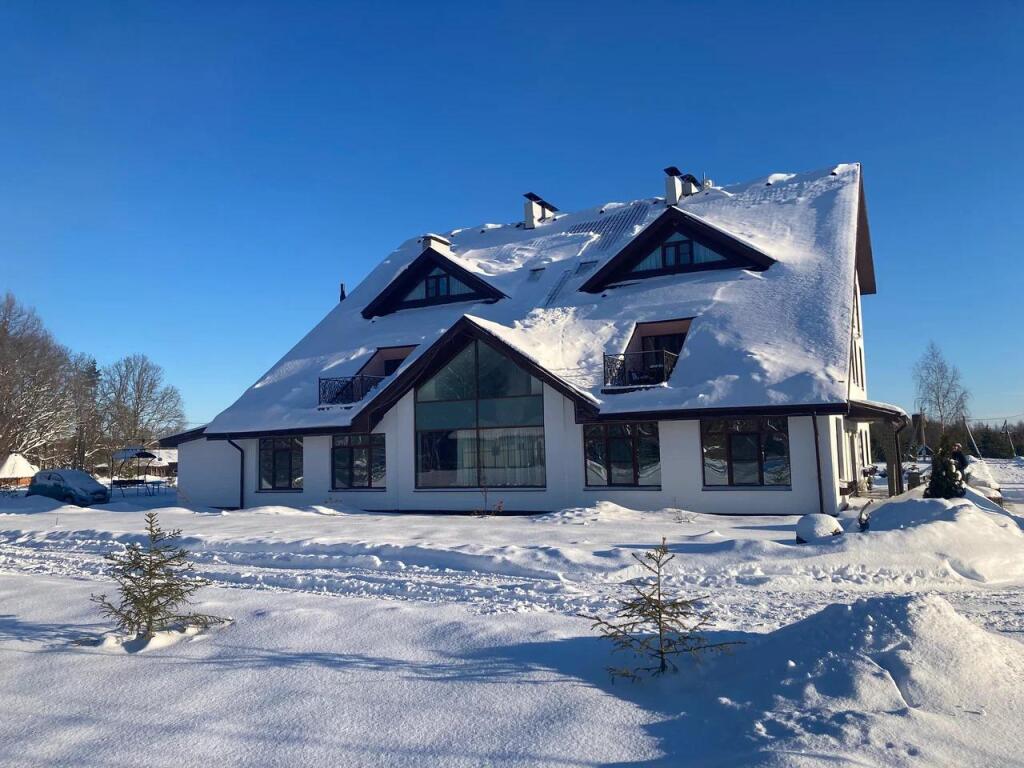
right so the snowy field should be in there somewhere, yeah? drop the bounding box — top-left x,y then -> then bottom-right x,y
1,460 -> 1024,766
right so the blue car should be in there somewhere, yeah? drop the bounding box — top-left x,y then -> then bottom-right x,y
27,469 -> 110,506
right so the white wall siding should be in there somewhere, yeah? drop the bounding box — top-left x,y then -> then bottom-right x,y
176,438 -> 242,509
180,384 -> 840,517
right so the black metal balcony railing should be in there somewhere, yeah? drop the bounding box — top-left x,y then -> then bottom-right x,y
318,375 -> 386,406
603,350 -> 679,388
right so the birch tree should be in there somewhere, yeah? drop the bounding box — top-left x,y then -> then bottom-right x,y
913,342 -> 969,435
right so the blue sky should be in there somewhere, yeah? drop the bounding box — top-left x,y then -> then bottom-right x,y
1,1 -> 1021,426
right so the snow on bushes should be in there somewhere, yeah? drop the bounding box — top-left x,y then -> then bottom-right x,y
794,513 -> 842,544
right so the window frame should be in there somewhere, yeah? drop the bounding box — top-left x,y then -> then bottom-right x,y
331,433 -> 386,490
258,436 -> 304,491
424,271 -> 450,299
699,417 -> 791,489
583,422 -> 661,488
414,340 -> 547,489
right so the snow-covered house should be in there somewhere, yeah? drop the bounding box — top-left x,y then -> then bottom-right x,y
164,164 -> 906,514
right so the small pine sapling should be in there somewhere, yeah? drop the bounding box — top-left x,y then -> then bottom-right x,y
92,512 -> 225,638
579,538 -> 737,680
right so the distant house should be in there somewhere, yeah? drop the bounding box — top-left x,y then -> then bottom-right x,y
0,453 -> 39,488
163,165 -> 906,514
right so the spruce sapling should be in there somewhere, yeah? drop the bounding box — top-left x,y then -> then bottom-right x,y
579,538 -> 737,680
924,442 -> 966,499
92,511 -> 225,638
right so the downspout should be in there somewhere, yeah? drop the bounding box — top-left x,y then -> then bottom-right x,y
811,412 -> 825,515
227,438 -> 244,510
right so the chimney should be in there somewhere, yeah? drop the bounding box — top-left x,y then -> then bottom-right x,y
664,166 -> 701,205
523,192 -> 558,229
421,233 -> 452,255
339,282 -> 346,302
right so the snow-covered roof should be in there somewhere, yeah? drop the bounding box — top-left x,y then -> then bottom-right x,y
206,164 -> 871,436
111,448 -> 178,465
0,453 -> 39,479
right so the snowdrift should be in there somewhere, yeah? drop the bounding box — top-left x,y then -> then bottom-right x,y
674,595 -> 1024,767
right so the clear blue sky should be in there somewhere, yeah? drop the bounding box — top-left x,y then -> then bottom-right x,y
1,1 -> 1021,426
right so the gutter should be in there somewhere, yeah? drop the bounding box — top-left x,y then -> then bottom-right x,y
811,411 -> 825,516
226,438 -> 245,510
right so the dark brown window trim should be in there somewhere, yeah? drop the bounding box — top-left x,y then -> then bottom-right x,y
699,417 -> 791,489
582,421 -> 660,488
331,433 -> 386,491
258,436 -> 304,492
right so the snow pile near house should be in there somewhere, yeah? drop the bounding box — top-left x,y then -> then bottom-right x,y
848,494 -> 1024,584
966,456 -> 1000,496
675,594 -> 1024,766
794,513 -> 842,543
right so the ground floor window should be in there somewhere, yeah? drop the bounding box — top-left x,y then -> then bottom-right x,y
701,417 -> 790,487
417,426 -> 546,488
332,433 -> 385,489
583,422 -> 661,487
259,437 -> 303,490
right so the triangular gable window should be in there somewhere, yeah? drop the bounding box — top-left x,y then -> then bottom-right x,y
362,249 -> 506,319
402,267 -> 476,302
579,207 -> 776,293
628,231 -> 728,276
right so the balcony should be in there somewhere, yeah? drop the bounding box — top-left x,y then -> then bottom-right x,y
603,350 -> 679,389
318,374 -> 386,406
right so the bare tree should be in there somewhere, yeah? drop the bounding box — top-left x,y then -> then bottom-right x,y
913,341 -> 969,436
0,292 -> 75,463
66,354 -> 103,470
98,354 -> 186,458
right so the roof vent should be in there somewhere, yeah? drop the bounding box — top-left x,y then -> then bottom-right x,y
339,282 -> 346,302
523,193 -> 558,230
420,233 -> 452,255
664,166 -> 701,205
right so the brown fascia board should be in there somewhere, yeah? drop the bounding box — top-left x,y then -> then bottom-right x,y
574,401 -> 848,424
361,247 -> 507,319
579,206 -> 777,293
855,175 -> 877,295
157,425 -> 207,447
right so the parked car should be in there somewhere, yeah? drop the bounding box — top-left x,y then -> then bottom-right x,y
27,470 -> 110,506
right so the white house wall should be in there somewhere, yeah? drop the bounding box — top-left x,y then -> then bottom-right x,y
183,383 -> 840,517
176,438 -> 241,509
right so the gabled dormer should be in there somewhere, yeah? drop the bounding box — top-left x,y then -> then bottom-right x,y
579,206 -> 776,294
361,234 -> 506,319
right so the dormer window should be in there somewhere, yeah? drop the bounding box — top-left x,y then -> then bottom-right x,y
578,207 -> 776,294
362,246 -> 506,319
402,267 -> 474,304
629,231 -> 725,276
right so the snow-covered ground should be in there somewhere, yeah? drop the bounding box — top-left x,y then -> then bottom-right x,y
2,461 -> 1024,766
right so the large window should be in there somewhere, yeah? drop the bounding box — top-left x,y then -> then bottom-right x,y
332,434 -> 386,489
259,437 -> 303,491
584,422 -> 661,487
415,340 -> 545,488
700,417 -> 790,487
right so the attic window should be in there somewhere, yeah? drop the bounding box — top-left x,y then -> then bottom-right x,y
527,267 -> 545,282
630,232 -> 726,276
